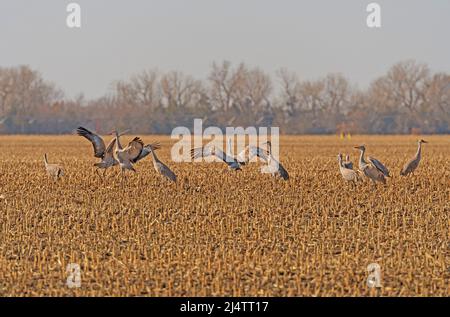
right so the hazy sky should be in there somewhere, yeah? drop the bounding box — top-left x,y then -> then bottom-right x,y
1,0 -> 449,99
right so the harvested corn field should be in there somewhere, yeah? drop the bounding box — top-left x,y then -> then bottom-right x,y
0,135 -> 448,296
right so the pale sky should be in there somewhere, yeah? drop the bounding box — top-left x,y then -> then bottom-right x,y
1,0 -> 449,99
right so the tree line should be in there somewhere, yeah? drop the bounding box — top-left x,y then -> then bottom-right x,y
0,60 -> 448,135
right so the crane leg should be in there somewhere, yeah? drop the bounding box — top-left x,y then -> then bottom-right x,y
95,168 -> 103,180
120,169 -> 126,187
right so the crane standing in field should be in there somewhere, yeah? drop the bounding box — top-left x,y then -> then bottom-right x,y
259,141 -> 289,180
354,145 -> 390,186
344,154 -> 353,169
337,153 -> 360,186
43,153 -> 64,180
400,139 -> 428,176
76,126 -> 129,178
147,145 -> 177,182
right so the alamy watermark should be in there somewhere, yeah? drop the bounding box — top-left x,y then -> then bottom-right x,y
66,3 -> 81,28
66,263 -> 81,288
170,118 -> 280,172
367,263 -> 382,288
366,3 -> 381,28
66,3 -> 381,30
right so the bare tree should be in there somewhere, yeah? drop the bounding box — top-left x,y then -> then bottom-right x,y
1,60 -> 449,135
160,71 -> 205,110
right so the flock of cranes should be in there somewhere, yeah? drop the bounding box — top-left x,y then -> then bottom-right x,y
76,127 -> 176,182
191,140 -> 289,180
44,126 -> 427,186
338,139 -> 428,186
44,127 -> 289,182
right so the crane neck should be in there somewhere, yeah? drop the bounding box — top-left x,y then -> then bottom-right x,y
416,142 -> 422,159
358,148 -> 366,168
115,132 -> 123,150
150,147 -> 159,162
338,155 -> 343,167
267,143 -> 272,156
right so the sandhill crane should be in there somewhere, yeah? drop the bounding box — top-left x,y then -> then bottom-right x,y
235,144 -> 268,166
354,145 -> 388,185
113,131 -> 161,176
130,142 -> 162,164
400,139 -> 428,176
191,144 -> 242,170
234,142 -> 289,180
44,154 -> 64,180
337,154 -> 360,186
343,154 -> 353,169
258,141 -> 289,180
147,145 -> 177,182
223,137 -> 268,167
76,126 -> 128,177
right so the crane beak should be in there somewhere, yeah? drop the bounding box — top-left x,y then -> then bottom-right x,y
422,140 -> 428,143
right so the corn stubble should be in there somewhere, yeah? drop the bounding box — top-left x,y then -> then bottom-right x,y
0,135 -> 448,296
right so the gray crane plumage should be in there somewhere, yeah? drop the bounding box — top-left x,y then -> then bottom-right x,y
44,153 -> 64,180
148,147 -> 177,182
191,145 -> 242,170
77,126 -> 127,176
235,145 -> 269,165
114,133 -> 146,174
341,154 -> 353,169
354,145 -> 387,185
400,139 -> 428,176
261,141 -> 289,180
337,154 -> 360,184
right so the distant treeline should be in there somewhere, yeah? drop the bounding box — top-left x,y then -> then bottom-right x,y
0,60 -> 449,134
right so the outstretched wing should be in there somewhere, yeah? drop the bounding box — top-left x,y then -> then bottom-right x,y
132,142 -> 161,163
236,146 -> 269,164
191,145 -> 238,167
278,162 -> 289,180
250,146 -> 269,162
104,137 -> 117,157
76,126 -> 106,158
368,156 -> 390,177
124,137 -> 144,162
191,146 -> 213,160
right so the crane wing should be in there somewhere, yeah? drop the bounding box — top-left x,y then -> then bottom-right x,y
76,126 -> 106,158
278,162 -> 290,180
191,145 -> 238,166
343,161 -> 353,170
124,137 -> 144,162
235,146 -> 248,165
368,156 -> 390,177
250,146 -> 269,162
104,137 -> 116,157
213,147 -> 239,165
400,158 -> 419,176
235,146 -> 269,164
158,162 -> 177,182
191,146 -> 214,160
132,142 -> 161,163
